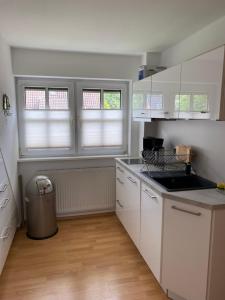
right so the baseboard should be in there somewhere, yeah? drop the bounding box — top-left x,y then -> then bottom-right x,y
56,210 -> 115,220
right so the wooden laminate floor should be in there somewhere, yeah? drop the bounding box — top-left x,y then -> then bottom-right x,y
0,214 -> 169,300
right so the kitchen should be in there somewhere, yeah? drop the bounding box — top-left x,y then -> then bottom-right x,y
1,1 -> 225,300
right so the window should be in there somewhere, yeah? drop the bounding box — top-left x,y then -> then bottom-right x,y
77,81 -> 128,155
17,79 -> 128,157
17,80 -> 74,157
175,93 -> 208,112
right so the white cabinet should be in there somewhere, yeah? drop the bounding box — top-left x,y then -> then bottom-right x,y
132,77 -> 151,121
116,164 -> 126,225
178,46 -> 225,120
151,65 -> 181,119
132,45 -> 225,121
140,182 -> 163,281
123,170 -> 140,248
162,199 -> 211,300
115,163 -> 140,249
0,150 -> 17,275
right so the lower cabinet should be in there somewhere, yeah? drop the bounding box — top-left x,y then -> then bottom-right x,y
162,199 -> 211,300
116,163 -> 140,249
140,182 -> 163,282
0,150 -> 17,275
116,161 -> 225,300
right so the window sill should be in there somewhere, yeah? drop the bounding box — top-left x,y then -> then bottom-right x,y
17,154 -> 129,163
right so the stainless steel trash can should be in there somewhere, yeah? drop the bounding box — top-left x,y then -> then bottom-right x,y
25,175 -> 58,239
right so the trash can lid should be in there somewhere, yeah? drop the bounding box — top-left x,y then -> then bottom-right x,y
26,175 -> 54,196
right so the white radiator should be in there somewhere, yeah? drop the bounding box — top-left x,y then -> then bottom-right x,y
40,167 -> 116,217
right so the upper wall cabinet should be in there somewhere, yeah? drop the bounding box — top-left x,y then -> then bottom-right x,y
178,46 -> 225,120
132,45 -> 225,121
151,65 -> 181,119
133,77 -> 151,121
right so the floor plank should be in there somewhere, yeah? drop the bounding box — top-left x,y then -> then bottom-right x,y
0,214 -> 169,300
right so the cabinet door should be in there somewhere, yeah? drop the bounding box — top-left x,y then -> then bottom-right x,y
162,199 -> 211,300
133,77 -> 151,121
140,183 -> 163,282
179,46 -> 225,120
123,171 -> 140,248
151,65 -> 181,119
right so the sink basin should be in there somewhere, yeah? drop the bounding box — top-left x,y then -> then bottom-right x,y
121,158 -> 144,165
141,171 -> 216,192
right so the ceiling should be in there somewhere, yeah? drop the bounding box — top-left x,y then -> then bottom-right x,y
0,0 -> 225,54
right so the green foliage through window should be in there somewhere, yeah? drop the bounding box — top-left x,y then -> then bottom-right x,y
103,91 -> 121,109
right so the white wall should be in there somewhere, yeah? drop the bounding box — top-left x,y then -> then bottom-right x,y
11,47 -> 141,80
11,47 -> 142,157
145,14 -> 225,183
0,35 -> 19,215
161,15 -> 225,67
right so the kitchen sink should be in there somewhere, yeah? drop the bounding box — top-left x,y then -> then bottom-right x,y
141,171 -> 216,192
121,158 -> 144,165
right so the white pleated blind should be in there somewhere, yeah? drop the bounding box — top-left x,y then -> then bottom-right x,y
80,110 -> 123,147
79,89 -> 125,153
22,87 -> 72,152
17,79 -> 128,157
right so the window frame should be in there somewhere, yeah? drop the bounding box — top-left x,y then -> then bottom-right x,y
17,78 -> 129,158
76,80 -> 129,156
17,78 -> 75,157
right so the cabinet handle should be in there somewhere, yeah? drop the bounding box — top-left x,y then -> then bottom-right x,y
116,166 -> 124,173
171,205 -> 201,216
0,184 -> 8,192
0,226 -> 11,239
116,178 -> 124,185
116,200 -> 124,208
127,176 -> 137,184
143,189 -> 157,200
0,198 -> 9,209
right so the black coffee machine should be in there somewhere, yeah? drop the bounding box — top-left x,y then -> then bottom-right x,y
142,136 -> 164,158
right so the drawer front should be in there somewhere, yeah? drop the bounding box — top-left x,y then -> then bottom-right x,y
0,186 -> 16,231
116,163 -> 126,182
0,209 -> 17,274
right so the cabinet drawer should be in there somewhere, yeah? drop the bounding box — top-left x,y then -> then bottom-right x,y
116,163 -> 126,182
0,187 -> 16,231
0,209 -> 17,274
